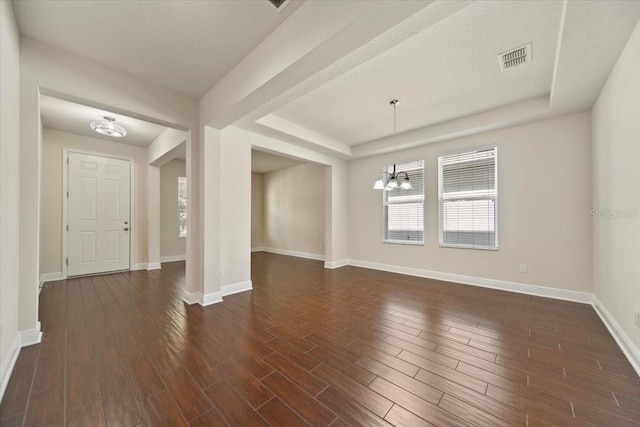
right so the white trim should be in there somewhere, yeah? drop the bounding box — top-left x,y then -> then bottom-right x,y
181,290 -> 223,306
161,254 -> 186,263
63,148 -> 135,278
263,247 -> 325,261
592,296 -> 640,376
324,260 -> 349,269
131,263 -> 147,271
40,272 -> 63,283
221,280 -> 253,297
1,334 -> 20,402
347,259 -> 593,304
146,262 -> 162,271
202,292 -> 223,306
251,247 -> 264,253
182,290 -> 201,305
20,321 -> 42,347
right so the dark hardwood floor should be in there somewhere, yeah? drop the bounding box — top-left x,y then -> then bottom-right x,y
1,252 -> 639,426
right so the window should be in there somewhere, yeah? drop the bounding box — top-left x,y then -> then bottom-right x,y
383,160 -> 424,244
439,146 -> 497,249
178,176 -> 187,238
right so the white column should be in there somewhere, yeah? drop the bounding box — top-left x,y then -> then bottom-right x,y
147,165 -> 161,270
219,128 -> 252,294
200,126 -> 222,305
18,83 -> 42,343
324,161 -> 349,269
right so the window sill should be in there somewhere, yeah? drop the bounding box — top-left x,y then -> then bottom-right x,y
439,244 -> 498,251
383,240 -> 424,246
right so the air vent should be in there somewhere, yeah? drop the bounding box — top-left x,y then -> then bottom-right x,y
267,0 -> 290,10
499,43 -> 532,71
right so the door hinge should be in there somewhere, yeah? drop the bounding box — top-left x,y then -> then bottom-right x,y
67,157 -> 69,165
66,258 -> 68,266
66,191 -> 69,198
66,224 -> 69,231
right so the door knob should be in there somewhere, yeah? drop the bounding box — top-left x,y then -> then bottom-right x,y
124,227 -> 129,231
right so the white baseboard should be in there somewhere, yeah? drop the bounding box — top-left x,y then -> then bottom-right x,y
132,263 -> 147,271
161,254 -> 186,263
592,296 -> 640,376
348,259 -> 593,304
221,280 -> 253,297
251,247 -> 264,253
147,262 -> 162,271
263,247 -> 325,262
19,321 -> 42,347
324,259 -> 349,269
202,291 -> 223,306
0,333 -> 20,403
182,290 -> 201,305
182,289 -> 223,306
182,281 -> 252,306
40,272 -> 63,283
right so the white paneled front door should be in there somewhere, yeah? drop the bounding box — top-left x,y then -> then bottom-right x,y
67,152 -> 131,276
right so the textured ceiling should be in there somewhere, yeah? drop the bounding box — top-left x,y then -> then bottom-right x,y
13,0 -> 301,98
40,95 -> 169,147
273,0 -> 562,146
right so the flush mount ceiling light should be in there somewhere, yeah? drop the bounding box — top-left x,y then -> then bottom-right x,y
90,116 -> 127,138
373,100 -> 413,191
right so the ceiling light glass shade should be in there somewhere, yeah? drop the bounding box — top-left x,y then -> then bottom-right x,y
90,118 -> 127,137
373,179 -> 385,190
400,177 -> 413,190
386,178 -> 398,189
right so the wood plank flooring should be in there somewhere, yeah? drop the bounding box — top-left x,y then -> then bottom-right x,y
1,252 -> 639,426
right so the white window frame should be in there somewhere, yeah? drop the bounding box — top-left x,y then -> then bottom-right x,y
382,159 -> 425,246
438,145 -> 498,250
178,176 -> 187,239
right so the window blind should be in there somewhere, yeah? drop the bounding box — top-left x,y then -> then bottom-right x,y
383,160 -> 424,244
439,147 -> 497,249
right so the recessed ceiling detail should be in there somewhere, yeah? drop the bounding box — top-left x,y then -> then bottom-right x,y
499,43 -> 532,71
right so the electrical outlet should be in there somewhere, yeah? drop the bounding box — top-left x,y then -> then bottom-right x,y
519,264 -> 527,273
220,266 -> 224,276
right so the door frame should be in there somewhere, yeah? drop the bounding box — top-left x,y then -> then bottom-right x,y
62,148 -> 135,279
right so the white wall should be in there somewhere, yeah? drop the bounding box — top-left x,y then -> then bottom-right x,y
40,129 -> 149,275
592,21 -> 640,361
348,112 -> 593,295
251,172 -> 263,249
160,159 -> 186,260
263,163 -> 326,258
0,0 -> 22,400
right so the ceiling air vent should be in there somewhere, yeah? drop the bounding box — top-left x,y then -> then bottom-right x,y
267,0 -> 290,11
499,43 -> 532,71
